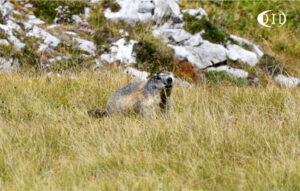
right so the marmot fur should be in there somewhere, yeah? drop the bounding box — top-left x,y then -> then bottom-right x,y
88,73 -> 174,117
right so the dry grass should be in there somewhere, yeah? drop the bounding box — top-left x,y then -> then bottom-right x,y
0,70 -> 299,190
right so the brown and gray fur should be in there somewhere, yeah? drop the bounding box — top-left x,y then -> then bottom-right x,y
88,73 -> 174,117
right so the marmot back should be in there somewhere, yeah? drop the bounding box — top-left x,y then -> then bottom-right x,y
88,73 -> 174,117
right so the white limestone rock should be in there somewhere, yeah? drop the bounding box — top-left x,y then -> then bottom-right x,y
124,67 -> 149,81
74,37 -> 97,56
26,26 -> 61,47
152,0 -> 181,24
0,0 -> 14,23
226,44 -> 259,66
0,39 -> 9,46
90,0 -> 101,3
101,38 -> 137,65
170,40 -> 228,69
206,65 -> 249,79
38,43 -> 48,52
0,23 -> 26,50
274,75 -> 300,88
0,57 -> 19,73
169,45 -> 203,68
27,15 -> 45,25
104,0 -> 181,26
174,77 -> 191,87
230,35 -> 264,58
153,28 -> 191,44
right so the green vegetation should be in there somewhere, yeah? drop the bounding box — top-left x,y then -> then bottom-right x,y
0,44 -> 13,56
133,41 -> 175,75
101,0 -> 121,12
205,70 -> 247,87
0,31 -> 8,39
30,0 -> 88,24
0,71 -> 299,190
183,13 -> 229,44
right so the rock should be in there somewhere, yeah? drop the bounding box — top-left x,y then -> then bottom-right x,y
27,15 -> 45,25
138,0 -> 155,13
206,65 -> 249,79
0,20 -> 21,32
230,35 -> 264,58
84,7 -> 91,19
104,0 -> 181,26
72,15 -> 83,24
124,67 -> 149,81
0,0 -> 14,23
38,43 -> 48,52
195,41 -> 228,67
100,54 -> 112,64
153,28 -> 192,44
63,31 -> 78,36
118,29 -> 128,37
0,23 -> 26,50
100,38 -> 137,65
170,40 -> 228,69
174,77 -> 192,87
104,0 -> 151,26
26,26 -> 61,47
74,37 -> 97,56
152,0 -> 181,24
169,45 -> 203,68
92,58 -> 103,71
90,0 -> 101,3
226,44 -> 259,66
0,39 -> 9,46
183,32 -> 203,46
274,75 -> 300,88
0,57 -> 19,73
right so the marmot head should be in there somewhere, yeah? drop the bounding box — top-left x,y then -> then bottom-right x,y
145,72 -> 174,95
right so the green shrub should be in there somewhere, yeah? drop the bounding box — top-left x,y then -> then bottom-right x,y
133,41 -> 175,75
183,13 -> 229,44
30,0 -> 87,24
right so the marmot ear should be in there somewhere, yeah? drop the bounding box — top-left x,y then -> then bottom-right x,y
146,73 -> 151,79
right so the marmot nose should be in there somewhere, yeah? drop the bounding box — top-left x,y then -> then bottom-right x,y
167,77 -> 173,84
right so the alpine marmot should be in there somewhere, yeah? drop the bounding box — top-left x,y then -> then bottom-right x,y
88,72 -> 174,117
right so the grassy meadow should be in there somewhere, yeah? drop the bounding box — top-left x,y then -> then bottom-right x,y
1,0 -> 300,190
0,70 -> 299,190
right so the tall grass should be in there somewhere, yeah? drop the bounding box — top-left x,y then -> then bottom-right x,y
0,70 -> 299,190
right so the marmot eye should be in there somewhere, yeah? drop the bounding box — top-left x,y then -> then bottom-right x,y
155,76 -> 161,80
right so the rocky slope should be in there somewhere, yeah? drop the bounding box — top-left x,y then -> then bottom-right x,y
0,0 -> 299,87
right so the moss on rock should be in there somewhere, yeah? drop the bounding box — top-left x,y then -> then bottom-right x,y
183,13 -> 229,44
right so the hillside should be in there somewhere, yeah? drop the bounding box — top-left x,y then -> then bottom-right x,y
0,0 -> 300,190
